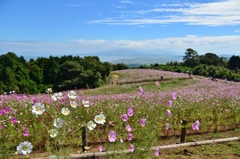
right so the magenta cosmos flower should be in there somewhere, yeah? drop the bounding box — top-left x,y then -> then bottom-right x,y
121,114 -> 128,122
140,118 -> 146,126
172,92 -> 177,100
3,107 -> 10,115
166,110 -> 172,117
11,117 -> 18,124
127,107 -> 133,116
108,131 -> 117,142
126,125 -> 132,132
192,120 -> 200,130
23,129 -> 29,137
127,133 -> 133,141
168,100 -> 172,107
154,147 -> 160,156
129,144 -> 135,152
166,123 -> 170,130
138,87 -> 143,94
98,145 -> 103,152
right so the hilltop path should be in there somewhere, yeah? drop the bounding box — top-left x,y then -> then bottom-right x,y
110,74 -> 119,85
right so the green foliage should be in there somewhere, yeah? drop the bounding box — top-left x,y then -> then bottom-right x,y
0,52 -> 112,94
228,55 -> 240,70
183,48 -> 199,67
199,53 -> 221,66
112,63 -> 129,71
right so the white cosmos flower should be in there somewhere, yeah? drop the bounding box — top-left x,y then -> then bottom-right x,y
52,92 -> 63,101
49,129 -> 58,138
51,95 -> 57,101
82,100 -> 90,108
68,90 -> 77,99
46,88 -> 52,94
94,113 -> 106,125
87,120 -> 96,131
55,92 -> 63,99
16,141 -> 33,155
61,107 -> 70,116
70,101 -> 77,108
32,103 -> 45,115
53,118 -> 63,128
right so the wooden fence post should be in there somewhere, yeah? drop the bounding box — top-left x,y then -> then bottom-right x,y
82,126 -> 88,153
180,119 -> 188,143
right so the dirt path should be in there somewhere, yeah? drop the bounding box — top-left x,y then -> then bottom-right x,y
110,74 -> 119,85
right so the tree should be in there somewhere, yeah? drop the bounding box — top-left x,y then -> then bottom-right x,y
112,63 -> 129,70
199,53 -> 220,66
183,48 -> 199,67
228,55 -> 240,70
59,61 -> 84,90
29,64 -> 43,84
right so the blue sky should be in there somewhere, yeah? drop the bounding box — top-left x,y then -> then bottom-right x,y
0,0 -> 240,63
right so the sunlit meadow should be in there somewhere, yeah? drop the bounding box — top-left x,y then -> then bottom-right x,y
0,69 -> 240,158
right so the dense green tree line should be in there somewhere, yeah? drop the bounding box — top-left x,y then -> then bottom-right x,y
144,48 -> 240,82
0,52 -> 112,94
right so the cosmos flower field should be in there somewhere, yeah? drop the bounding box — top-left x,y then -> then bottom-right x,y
1,69 -> 240,158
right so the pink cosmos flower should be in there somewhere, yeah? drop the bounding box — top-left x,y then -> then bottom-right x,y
3,107 -> 10,115
154,148 -> 160,156
166,123 -> 170,130
109,121 -> 114,126
0,110 -> 3,116
121,114 -> 128,122
129,144 -> 135,152
168,100 -> 172,107
192,120 -> 200,130
172,92 -> 177,100
126,125 -> 132,132
138,87 -> 143,94
166,110 -> 172,117
140,118 -> 146,127
98,145 -> 103,152
11,117 -> 18,124
127,133 -> 133,141
0,125 -> 4,129
127,107 -> 133,116
120,137 -> 124,143
155,81 -> 160,87
23,129 -> 29,137
108,131 -> 117,142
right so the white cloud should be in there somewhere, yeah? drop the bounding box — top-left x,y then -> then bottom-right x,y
119,0 -> 135,4
235,30 -> 240,33
1,35 -> 240,57
89,0 -> 240,26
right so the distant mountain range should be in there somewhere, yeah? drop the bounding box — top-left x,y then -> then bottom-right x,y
14,48 -> 232,66
77,49 -> 183,65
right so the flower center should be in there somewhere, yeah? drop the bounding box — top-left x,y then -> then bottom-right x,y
23,145 -> 27,150
36,107 -> 40,111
